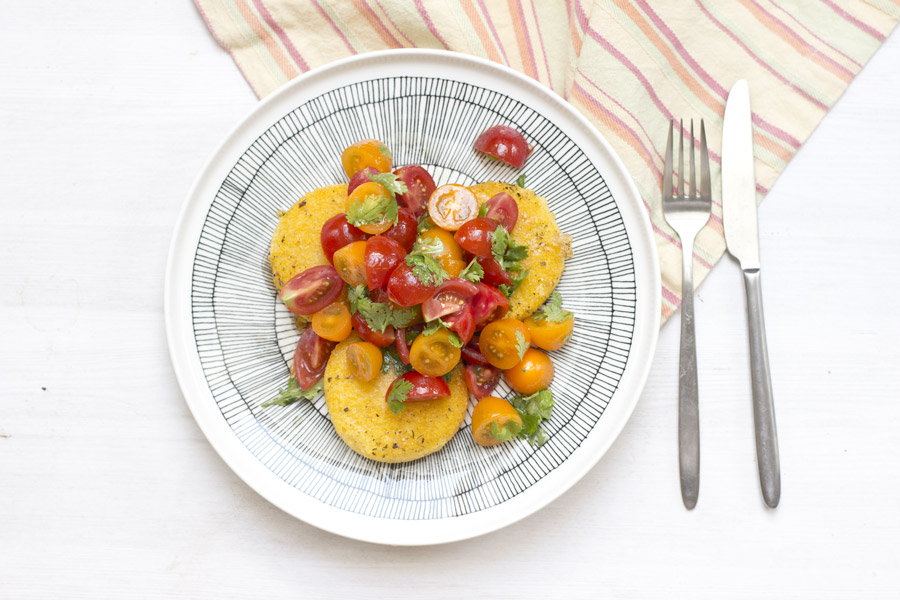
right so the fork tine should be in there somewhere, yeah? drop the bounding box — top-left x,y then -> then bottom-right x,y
689,120 -> 696,197
678,119 -> 685,198
663,120 -> 673,197
699,119 -> 711,198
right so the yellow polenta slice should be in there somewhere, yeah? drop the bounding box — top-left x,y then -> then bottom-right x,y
324,335 -> 468,463
269,184 -> 346,291
469,182 -> 571,320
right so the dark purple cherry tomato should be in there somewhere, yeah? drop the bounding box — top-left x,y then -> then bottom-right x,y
386,371 -> 451,404
280,265 -> 344,316
442,303 -> 476,345
474,125 -> 532,169
320,213 -> 368,263
347,167 -> 380,195
461,335 -> 488,365
293,327 -> 336,390
351,312 -> 394,347
421,278 -> 479,322
383,207 -> 418,252
364,235 -> 407,290
394,165 -> 436,218
387,263 -> 440,307
475,255 -> 512,287
483,192 -> 519,231
464,363 -> 501,399
454,217 -> 497,257
471,283 -> 510,328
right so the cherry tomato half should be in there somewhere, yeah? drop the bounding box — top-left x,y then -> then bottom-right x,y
280,265 -> 344,316
347,166 -> 380,195
419,227 -> 463,261
421,278 -> 478,322
471,395 -> 523,447
311,301 -> 352,342
470,283 -> 510,327
524,314 -> 574,351
341,138 -> 392,178
383,207 -> 418,252
347,181 -> 395,235
293,326 -> 336,390
442,303 -> 475,345
320,214 -> 368,264
364,235 -> 407,290
441,258 -> 466,278
504,348 -> 554,395
394,165 -> 436,218
351,312 -> 395,347
464,363 -> 501,400
387,263 -> 440,307
454,217 -> 497,257
332,240 -> 368,287
460,335 -> 488,366
479,318 -> 530,370
476,255 -> 512,287
483,192 -> 519,231
346,341 -> 383,382
473,125 -> 532,169
409,327 -> 461,377
428,184 -> 478,231
386,371 -> 451,405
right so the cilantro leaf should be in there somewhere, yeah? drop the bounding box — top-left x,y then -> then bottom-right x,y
490,419 -> 523,443
346,193 -> 398,228
447,331 -> 463,348
459,258 -> 484,283
262,377 -> 323,407
511,389 -> 555,447
477,203 -> 489,218
516,173 -> 527,188
534,291 -> 574,323
417,215 -> 436,233
349,285 -> 419,332
490,225 -> 529,272
381,346 -> 411,375
405,237 -> 447,287
421,320 -> 442,336
377,144 -> 392,161
387,377 -> 413,414
514,329 -> 528,361
368,172 -> 408,198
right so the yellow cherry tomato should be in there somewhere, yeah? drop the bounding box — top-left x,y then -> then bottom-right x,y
346,341 -> 383,382
479,318 -> 531,370
428,184 -> 478,231
341,139 -> 392,178
503,348 -> 554,395
441,258 -> 466,279
409,327 -> 461,377
311,301 -> 352,342
471,395 -> 523,447
332,240 -> 368,287
419,227 -> 464,262
523,314 -> 574,351
346,181 -> 395,235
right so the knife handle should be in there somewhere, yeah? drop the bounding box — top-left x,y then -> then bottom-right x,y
742,268 -> 781,508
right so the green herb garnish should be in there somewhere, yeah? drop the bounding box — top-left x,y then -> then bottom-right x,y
262,377 -> 323,407
346,193 -> 398,228
377,144 -> 392,161
490,419 -> 523,443
405,237 -> 448,287
534,291 -> 573,323
348,285 -> 419,332
516,173 -> 527,188
368,172 -> 408,198
514,329 -> 528,361
491,225 -> 529,272
511,389 -> 555,447
459,258 -> 484,283
387,377 -> 413,414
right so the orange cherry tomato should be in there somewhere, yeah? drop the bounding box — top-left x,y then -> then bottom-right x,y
441,257 -> 466,278
471,395 -> 523,447
504,348 -> 554,395
409,327 -> 461,377
346,181 -> 395,235
346,341 -> 383,382
332,240 -> 368,287
341,139 -> 392,178
524,314 -> 574,351
419,227 -> 463,261
479,318 -> 531,370
311,301 -> 352,342
428,184 -> 478,231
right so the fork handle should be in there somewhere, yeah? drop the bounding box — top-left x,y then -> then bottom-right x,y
742,268 -> 781,508
678,242 -> 700,510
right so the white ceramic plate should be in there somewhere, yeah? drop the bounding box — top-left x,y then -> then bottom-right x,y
165,49 -> 659,545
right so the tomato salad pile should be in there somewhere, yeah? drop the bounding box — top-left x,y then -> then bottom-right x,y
269,130 -> 574,448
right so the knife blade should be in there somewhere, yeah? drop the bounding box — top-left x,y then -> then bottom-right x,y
721,80 -> 781,508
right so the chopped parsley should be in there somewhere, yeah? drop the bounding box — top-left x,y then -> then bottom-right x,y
262,377 -> 323,407
346,192 -> 398,228
534,292 -> 573,323
459,258 -> 484,283
387,377 -> 413,414
511,389 -> 555,447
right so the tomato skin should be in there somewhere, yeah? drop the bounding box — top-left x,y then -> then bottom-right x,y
421,278 -> 478,322
454,217 -> 498,257
409,327 -> 461,377
470,283 -> 510,327
471,395 -> 523,447
464,364 -> 501,399
311,301 -> 352,342
364,235 -> 407,290
504,348 -> 554,395
320,214 -> 368,264
441,303 -> 475,345
346,341 -> 383,382
473,125 -> 531,169
394,165 -> 436,218
347,181 -> 395,235
483,192 -> 519,231
293,327 -> 336,390
332,240 -> 368,287
347,166 -> 380,195
341,138 -> 392,178
419,227 -> 464,261
441,258 -> 466,278
428,184 -> 478,231
476,255 -> 512,287
351,312 -> 395,347
524,314 -> 574,351
386,263 -> 440,307
479,318 -> 530,369
386,371 -> 451,404
280,265 -> 345,316
460,335 -> 488,365
383,207 -> 418,252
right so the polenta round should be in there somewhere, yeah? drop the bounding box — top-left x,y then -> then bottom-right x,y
324,335 -> 468,463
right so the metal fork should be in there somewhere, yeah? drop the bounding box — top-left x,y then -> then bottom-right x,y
662,119 -> 711,510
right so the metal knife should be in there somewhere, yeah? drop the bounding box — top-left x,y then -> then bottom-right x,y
721,80 -> 781,508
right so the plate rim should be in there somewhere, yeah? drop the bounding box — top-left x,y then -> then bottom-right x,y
164,48 -> 660,546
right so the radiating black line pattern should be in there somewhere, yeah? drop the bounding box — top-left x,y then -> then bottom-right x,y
190,76 -> 637,520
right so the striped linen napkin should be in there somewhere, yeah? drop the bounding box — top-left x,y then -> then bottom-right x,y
194,0 -> 898,322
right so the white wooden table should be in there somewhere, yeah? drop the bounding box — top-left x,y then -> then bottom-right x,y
2,4 -> 898,597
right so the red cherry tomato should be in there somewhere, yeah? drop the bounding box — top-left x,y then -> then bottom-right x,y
280,265 -> 344,316
394,165 -> 436,218
442,303 -> 475,345
387,263 -> 440,307
421,278 -> 479,322
369,285 -> 390,304
347,166 -> 380,195
383,207 -> 418,252
474,125 -> 532,169
476,255 -> 512,287
351,312 -> 394,347
460,335 -> 488,366
454,217 -> 497,257
386,371 -> 451,405
364,235 -> 407,290
471,283 -> 510,327
483,192 -> 519,231
464,363 -> 501,399
320,214 -> 368,264
293,327 -> 336,390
